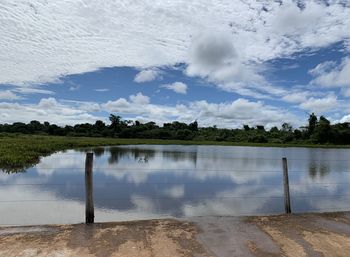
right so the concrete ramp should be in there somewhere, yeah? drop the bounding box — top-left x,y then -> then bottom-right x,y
193,212 -> 350,257
1,212 -> 350,256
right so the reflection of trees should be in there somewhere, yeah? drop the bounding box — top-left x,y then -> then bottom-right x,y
67,147 -> 105,157
308,161 -> 330,178
162,151 -> 197,166
106,147 -> 198,165
0,163 -> 34,174
92,147 -> 105,157
307,150 -> 330,178
107,147 -> 156,164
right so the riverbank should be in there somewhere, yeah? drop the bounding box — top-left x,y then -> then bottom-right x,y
1,133 -> 350,172
1,212 -> 350,257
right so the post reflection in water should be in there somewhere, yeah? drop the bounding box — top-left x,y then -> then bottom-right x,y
0,145 -> 350,225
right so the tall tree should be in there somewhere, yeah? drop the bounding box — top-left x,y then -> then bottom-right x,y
189,121 -> 198,131
109,114 -> 123,134
308,113 -> 318,135
109,114 -> 121,127
94,120 -> 106,130
312,116 -> 332,143
281,122 -> 292,132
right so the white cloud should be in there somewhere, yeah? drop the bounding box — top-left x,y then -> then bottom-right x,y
38,97 -> 58,109
282,91 -> 310,103
103,98 -> 130,111
187,32 -> 236,75
160,82 -> 187,94
129,92 -> 150,105
102,96 -> 182,122
299,94 -> 338,113
94,88 -> 109,92
185,31 -> 270,97
0,98 -> 103,125
163,185 -> 185,198
184,31 -> 296,99
190,99 -> 301,128
270,2 -> 325,37
263,1 -> 350,52
13,87 -> 55,95
69,85 -> 80,91
0,0 -> 349,91
310,58 -> 350,97
102,93 -> 301,128
134,69 -> 161,83
0,86 -> 54,102
61,100 -> 101,112
1,85 -> 312,130
340,114 -> 350,123
0,90 -> 22,100
0,0 -> 349,123
309,61 -> 337,77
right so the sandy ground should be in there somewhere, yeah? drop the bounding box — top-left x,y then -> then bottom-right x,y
0,220 -> 208,257
1,212 -> 350,257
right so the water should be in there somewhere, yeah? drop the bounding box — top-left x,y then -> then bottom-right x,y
1,145 -> 350,226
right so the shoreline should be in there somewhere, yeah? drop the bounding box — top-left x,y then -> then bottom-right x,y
2,134 -> 350,172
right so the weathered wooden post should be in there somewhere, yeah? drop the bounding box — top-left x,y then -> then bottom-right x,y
282,157 -> 291,214
85,152 -> 94,223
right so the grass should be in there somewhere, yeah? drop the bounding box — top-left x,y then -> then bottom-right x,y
1,133 -> 350,172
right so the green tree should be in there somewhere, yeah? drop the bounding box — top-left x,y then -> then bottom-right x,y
243,125 -> 250,131
109,114 -> 123,134
308,113 -> 318,136
189,121 -> 198,131
312,116 -> 331,143
281,123 -> 292,132
293,129 -> 302,140
95,120 -> 106,130
109,114 -> 121,127
269,126 -> 279,133
256,125 -> 265,131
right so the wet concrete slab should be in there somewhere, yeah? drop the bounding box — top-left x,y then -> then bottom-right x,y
0,226 -> 60,236
191,216 -> 281,257
1,212 -> 350,257
191,212 -> 350,257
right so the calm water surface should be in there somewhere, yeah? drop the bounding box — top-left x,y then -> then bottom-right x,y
1,145 -> 350,225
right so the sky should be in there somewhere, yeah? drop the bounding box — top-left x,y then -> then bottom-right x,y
1,0 -> 350,129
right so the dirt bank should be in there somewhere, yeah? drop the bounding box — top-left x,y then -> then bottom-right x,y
0,219 -> 209,257
1,212 -> 350,257
251,212 -> 350,257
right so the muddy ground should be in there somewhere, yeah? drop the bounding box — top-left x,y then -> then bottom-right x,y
1,212 -> 350,257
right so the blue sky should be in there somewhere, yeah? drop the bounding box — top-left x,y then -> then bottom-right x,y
1,0 -> 350,128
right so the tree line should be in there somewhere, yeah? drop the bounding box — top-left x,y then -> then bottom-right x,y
1,113 -> 350,144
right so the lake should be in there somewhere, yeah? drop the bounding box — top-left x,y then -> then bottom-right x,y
1,145 -> 350,226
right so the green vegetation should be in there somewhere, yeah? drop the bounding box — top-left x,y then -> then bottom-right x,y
1,113 -> 350,172
0,134 -> 117,172
1,113 -> 350,144
0,134 -> 205,172
1,133 -> 350,173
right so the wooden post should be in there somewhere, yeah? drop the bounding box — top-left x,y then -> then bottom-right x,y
282,157 -> 291,214
85,152 -> 94,223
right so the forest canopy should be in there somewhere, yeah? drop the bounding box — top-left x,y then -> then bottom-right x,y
1,113 -> 350,145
